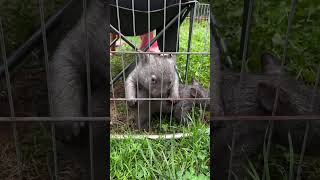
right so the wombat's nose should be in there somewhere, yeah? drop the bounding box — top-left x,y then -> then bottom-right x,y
151,75 -> 157,84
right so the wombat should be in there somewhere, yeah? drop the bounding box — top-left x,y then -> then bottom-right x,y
125,53 -> 180,130
173,78 -> 210,123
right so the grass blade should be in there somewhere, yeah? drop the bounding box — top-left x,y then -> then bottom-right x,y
288,132 -> 294,180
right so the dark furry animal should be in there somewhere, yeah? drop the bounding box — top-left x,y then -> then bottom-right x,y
125,53 -> 210,129
212,52 -> 320,180
48,0 -> 108,179
173,79 -> 210,123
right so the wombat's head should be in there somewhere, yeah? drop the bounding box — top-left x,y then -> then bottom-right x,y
261,52 -> 282,75
137,53 -> 177,97
190,79 -> 209,98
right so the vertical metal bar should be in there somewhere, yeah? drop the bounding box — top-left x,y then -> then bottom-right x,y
171,0 -> 182,127
111,8 -> 188,86
159,64 -> 164,129
229,0 -> 254,179
202,4 -> 204,20
202,4 -> 205,21
110,17 -> 117,128
199,5 -> 210,122
208,5 -> 210,20
115,0 -> 122,50
239,0 -> 253,62
184,4 -> 196,83
82,0 -> 94,179
264,0 -> 297,179
199,4 -> 202,22
148,0 -> 151,131
114,0 -> 122,127
121,54 -> 129,125
110,61 -> 117,124
130,0 -> 140,130
198,3 -> 201,22
38,0 -> 59,179
296,64 -> 320,180
0,17 -> 23,180
194,3 -> 198,22
200,4 -> 204,22
175,0 -> 182,52
181,3 -> 196,126
198,4 -> 210,122
207,4 -> 210,20
190,5 -> 208,122
159,0 -> 167,129
169,100 -> 174,127
239,0 -> 254,76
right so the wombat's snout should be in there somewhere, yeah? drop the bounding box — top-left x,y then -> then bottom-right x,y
150,87 -> 170,98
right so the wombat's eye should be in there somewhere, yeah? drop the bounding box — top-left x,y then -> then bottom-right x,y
151,75 -> 157,84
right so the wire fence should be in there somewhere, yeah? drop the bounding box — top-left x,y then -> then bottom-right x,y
0,0 -> 319,179
0,0 -> 210,179
210,0 -> 320,179
187,3 -> 210,22
0,0 -> 108,179
110,1 -> 210,132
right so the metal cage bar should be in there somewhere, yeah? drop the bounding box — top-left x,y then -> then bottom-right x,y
263,0 -> 298,179
227,0 -> 254,179
38,0 -> 59,179
0,0 -> 75,77
0,17 -> 23,180
110,5 -> 191,85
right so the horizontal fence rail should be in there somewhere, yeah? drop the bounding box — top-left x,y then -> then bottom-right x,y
0,0 -> 319,179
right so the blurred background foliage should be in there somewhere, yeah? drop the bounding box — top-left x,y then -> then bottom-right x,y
0,0 -> 66,55
211,0 -> 320,84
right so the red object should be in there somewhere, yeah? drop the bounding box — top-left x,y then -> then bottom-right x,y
140,32 -> 160,52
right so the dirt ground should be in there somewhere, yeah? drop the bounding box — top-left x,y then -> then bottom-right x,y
0,61 -> 80,180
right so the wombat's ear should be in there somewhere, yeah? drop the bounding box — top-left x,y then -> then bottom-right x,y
257,81 -> 292,114
261,52 -> 281,75
137,51 -> 148,64
192,78 -> 200,86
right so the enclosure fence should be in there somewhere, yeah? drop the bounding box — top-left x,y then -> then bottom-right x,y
210,0 -> 320,179
0,0 -> 211,179
0,0 -> 319,179
110,0 -> 211,132
0,0 -> 110,180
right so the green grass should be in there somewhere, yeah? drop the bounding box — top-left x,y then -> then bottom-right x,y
212,0 -> 320,84
0,0 -> 65,55
245,132 -> 320,180
211,0 -> 320,178
111,20 -> 210,87
110,116 -> 210,179
110,20 -> 210,179
110,20 -> 210,129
